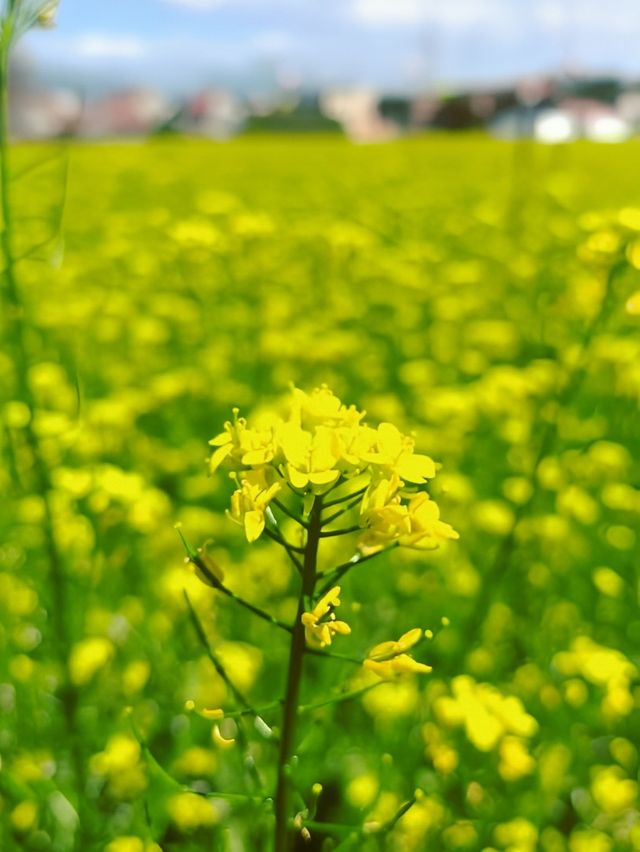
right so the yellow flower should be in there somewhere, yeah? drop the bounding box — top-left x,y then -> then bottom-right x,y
228,468 -> 281,542
359,492 -> 458,555
302,586 -> 351,649
290,385 -> 365,431
279,422 -> 341,492
399,493 -> 460,549
360,422 -> 436,484
208,409 -> 276,474
364,628 -> 432,680
209,386 -> 456,551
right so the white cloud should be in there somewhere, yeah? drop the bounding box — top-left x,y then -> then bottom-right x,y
351,0 -> 513,29
534,1 -> 565,32
76,34 -> 148,59
350,0 -> 426,25
163,0 -> 228,8
251,30 -> 291,54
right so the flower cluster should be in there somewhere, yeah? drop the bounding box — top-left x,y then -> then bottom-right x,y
208,385 -> 458,552
301,586 -> 351,650
363,628 -> 433,680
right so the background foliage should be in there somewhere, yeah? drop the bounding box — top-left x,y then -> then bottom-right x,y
1,135 -> 639,850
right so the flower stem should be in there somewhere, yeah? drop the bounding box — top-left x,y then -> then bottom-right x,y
273,496 -> 322,852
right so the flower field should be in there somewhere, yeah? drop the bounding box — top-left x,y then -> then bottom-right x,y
2,134 -> 640,850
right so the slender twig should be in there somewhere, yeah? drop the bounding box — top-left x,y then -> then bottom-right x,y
319,525 -> 361,539
305,647 -> 364,665
184,592 -> 270,791
207,681 -> 381,723
379,793 -> 418,833
213,700 -> 283,722
196,558 -> 292,633
322,485 -> 368,509
296,819 -> 358,837
184,591 -> 261,719
299,682 -> 380,713
284,480 -> 306,498
176,530 -> 293,633
272,498 -> 309,529
325,792 -> 419,851
321,494 -> 364,527
264,506 -> 306,573
263,527 -> 304,573
263,526 -> 305,553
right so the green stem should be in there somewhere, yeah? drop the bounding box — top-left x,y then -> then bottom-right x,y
184,592 -> 268,794
272,498 -> 309,529
0,20 -> 87,841
206,681 -> 381,723
320,495 -> 364,527
321,485 -> 367,509
273,496 -> 322,852
319,525 -> 360,538
186,548 -> 293,634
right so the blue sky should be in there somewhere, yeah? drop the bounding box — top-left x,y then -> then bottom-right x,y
20,0 -> 640,95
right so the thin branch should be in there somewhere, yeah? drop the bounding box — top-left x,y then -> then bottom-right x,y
299,681 -> 380,713
305,647 -> 364,665
263,527 -> 304,574
176,528 -> 293,633
321,494 -> 364,527
209,700 -> 283,722
272,498 -> 309,529
214,681 -> 381,723
319,790 -> 419,850
263,526 -> 305,553
297,819 -> 358,837
184,592 -> 272,792
322,485 -> 368,509
184,591 -> 257,715
319,525 -> 361,539
379,793 -> 418,834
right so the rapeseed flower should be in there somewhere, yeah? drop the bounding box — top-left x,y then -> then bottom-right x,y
208,385 -> 458,550
228,468 -> 281,542
301,586 -> 351,649
364,628 -> 432,679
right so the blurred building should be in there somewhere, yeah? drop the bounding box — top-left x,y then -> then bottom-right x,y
174,88 -> 246,138
557,97 -> 631,141
5,69 -> 640,142
10,87 -> 82,138
77,88 -> 174,138
320,88 -> 398,142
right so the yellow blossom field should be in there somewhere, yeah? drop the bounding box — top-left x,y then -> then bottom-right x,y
2,135 -> 640,850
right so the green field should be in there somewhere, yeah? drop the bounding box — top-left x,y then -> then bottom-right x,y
2,135 -> 640,851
